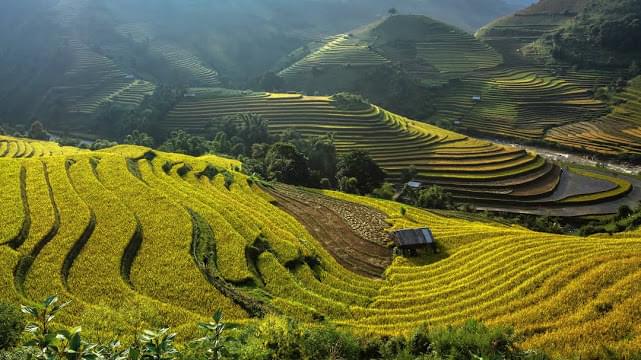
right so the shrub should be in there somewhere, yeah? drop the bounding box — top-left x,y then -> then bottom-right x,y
0,303 -> 24,350
265,142 -> 310,185
336,151 -> 385,195
338,176 -> 359,194
124,130 -> 155,147
429,320 -> 524,359
320,178 -> 332,189
299,325 -> 359,360
372,182 -> 396,200
408,325 -> 431,356
330,92 -> 370,111
417,185 -> 452,210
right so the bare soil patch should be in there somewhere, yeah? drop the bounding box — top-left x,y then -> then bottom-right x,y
266,184 -> 392,278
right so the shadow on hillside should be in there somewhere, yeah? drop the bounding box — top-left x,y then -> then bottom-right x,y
399,249 -> 450,267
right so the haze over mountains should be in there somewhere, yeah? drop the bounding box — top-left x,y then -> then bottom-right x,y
0,0 -> 534,123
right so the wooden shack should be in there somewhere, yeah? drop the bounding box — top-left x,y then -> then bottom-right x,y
390,227 -> 437,256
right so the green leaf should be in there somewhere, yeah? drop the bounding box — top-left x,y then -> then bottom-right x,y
44,296 -> 58,307
213,309 -> 223,323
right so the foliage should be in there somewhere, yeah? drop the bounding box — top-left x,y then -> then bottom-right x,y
338,176 -> 359,194
28,121 -> 48,141
124,131 -> 155,147
189,310 -> 237,360
336,151 -> 385,194
89,86 -> 184,140
416,186 -> 452,210
264,142 -> 310,185
138,328 -> 178,360
372,182 -> 396,200
160,130 -> 209,156
0,303 -> 24,350
330,93 -> 370,111
89,139 -> 118,151
255,72 -> 285,92
400,165 -> 418,184
427,320 -> 536,360
550,0 -> 641,67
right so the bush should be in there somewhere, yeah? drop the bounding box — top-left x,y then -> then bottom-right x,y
372,182 -> 396,200
336,151 -> 385,195
330,92 -> 370,111
409,325 -> 431,356
0,303 -> 24,350
417,185 -> 452,210
299,325 -> 359,360
429,320 -> 529,360
338,176 -> 359,194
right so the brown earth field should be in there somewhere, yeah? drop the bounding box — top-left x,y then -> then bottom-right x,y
264,184 -> 392,278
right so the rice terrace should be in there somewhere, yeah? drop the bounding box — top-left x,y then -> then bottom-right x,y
2,0 -> 641,359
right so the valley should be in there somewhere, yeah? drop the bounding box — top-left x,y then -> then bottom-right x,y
1,0 -> 641,359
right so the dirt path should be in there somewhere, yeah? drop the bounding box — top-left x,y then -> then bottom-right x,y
265,184 -> 392,278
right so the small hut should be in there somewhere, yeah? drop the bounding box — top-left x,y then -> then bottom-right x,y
390,227 -> 437,256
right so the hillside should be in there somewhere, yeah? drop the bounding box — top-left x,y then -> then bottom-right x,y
2,134 -> 641,357
545,76 -> 641,155
277,13 -> 637,159
476,0 -> 592,64
160,92 -> 641,216
277,15 -> 504,119
0,0 -> 521,128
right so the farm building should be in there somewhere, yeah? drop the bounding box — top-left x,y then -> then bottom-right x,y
390,227 -> 438,256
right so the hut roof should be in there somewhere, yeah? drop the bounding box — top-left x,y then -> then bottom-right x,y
391,227 -> 435,247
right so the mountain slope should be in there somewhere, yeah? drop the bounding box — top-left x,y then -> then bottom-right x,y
277,15 -> 503,120
2,134 -> 641,357
160,92 -> 640,216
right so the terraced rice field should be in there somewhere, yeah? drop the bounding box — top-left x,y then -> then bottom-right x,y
161,92 -> 632,212
279,34 -> 391,80
3,136 -> 641,357
151,43 -> 221,87
48,40 -> 150,114
431,67 -> 610,140
280,15 -> 502,87
545,76 -> 641,155
0,136 -> 82,158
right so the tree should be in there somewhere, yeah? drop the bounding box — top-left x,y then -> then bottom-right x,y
307,134 -> 337,184
239,113 -> 271,149
264,142 -> 310,185
417,185 -> 452,209
89,139 -> 118,150
29,120 -> 48,140
160,130 -> 210,156
338,176 -> 359,194
257,72 -> 284,91
372,182 -> 396,200
629,61 -> 640,77
400,165 -> 418,184
388,8 -> 398,15
336,151 -> 385,194
124,130 -> 155,147
0,303 -> 24,350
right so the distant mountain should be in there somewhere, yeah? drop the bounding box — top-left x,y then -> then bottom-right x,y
0,0 -> 526,128
277,15 -> 503,120
478,0 -> 641,68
